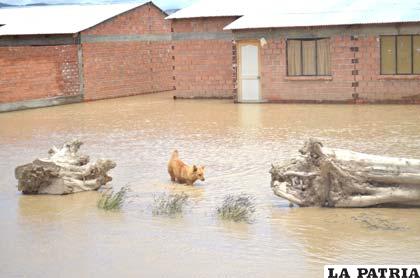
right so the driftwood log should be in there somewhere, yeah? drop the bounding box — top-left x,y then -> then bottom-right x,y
270,139 -> 420,207
15,140 -> 116,195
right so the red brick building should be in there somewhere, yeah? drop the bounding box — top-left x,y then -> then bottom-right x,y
168,0 -> 420,104
1,0 -> 420,112
0,2 -> 173,112
170,17 -> 238,99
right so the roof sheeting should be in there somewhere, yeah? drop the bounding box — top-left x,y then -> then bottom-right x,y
168,0 -> 420,29
166,0 -> 247,19
0,2 -> 147,36
225,0 -> 420,29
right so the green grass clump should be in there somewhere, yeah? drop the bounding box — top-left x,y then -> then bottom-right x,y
152,192 -> 189,216
217,194 -> 256,223
97,186 -> 128,211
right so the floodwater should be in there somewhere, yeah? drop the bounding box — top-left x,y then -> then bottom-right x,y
1,93 -> 420,277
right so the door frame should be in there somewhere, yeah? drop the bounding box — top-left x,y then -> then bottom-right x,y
237,40 -> 263,103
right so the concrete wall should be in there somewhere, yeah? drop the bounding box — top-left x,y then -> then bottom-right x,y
81,3 -> 174,101
171,17 -> 238,99
0,43 -> 80,104
234,23 -> 420,103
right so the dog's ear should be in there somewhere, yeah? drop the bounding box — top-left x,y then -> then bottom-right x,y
193,165 -> 197,172
201,165 -> 205,169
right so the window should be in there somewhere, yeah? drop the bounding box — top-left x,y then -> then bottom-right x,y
287,38 -> 331,76
380,35 -> 420,75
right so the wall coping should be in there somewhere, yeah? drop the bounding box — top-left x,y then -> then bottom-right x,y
284,76 -> 333,81
378,75 -> 420,80
0,95 -> 82,113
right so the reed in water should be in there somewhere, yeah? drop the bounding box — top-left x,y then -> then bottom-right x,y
217,194 -> 256,223
97,186 -> 128,211
152,192 -> 189,216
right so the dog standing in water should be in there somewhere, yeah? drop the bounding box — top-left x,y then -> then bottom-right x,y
168,150 -> 205,185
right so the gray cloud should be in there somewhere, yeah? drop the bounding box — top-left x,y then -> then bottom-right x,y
1,0 -> 198,9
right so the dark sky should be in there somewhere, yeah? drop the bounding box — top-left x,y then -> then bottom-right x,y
1,0 -> 198,9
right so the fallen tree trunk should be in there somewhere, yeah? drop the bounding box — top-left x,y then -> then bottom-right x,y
15,140 -> 116,195
270,139 -> 420,207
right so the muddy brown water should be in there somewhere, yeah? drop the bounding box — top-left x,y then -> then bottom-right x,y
1,93 -> 420,277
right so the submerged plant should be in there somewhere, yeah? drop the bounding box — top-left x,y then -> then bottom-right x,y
97,186 -> 128,211
152,192 -> 189,216
217,194 -> 256,223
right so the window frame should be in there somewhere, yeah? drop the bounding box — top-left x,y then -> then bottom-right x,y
380,35 -> 419,75
286,37 -> 331,77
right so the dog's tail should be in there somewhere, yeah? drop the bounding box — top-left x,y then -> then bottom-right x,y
171,150 -> 179,159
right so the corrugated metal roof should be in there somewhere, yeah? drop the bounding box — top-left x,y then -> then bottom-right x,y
225,0 -> 420,29
166,0 -> 247,19
0,2 -> 148,36
167,0 -> 420,29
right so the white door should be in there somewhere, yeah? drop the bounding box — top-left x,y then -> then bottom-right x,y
240,43 -> 260,102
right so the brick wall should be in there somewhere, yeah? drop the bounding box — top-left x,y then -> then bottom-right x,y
0,45 -> 79,103
236,25 -> 420,103
172,17 -> 238,98
357,36 -> 420,103
259,36 -> 355,103
82,3 -> 173,101
83,3 -> 171,35
2,9 -> 418,108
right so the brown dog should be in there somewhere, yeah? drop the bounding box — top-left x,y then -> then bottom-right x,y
168,150 -> 205,185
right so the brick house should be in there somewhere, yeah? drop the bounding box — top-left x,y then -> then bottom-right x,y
0,2 -> 173,112
1,0 -> 420,112
170,16 -> 238,99
168,0 -> 420,104
167,3 -> 242,99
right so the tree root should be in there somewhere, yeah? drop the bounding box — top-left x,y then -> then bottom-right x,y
15,140 -> 116,195
271,139 -> 420,207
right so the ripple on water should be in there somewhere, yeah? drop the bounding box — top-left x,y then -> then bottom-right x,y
1,94 -> 420,277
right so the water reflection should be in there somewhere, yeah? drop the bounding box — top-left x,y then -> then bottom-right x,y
271,207 -> 420,268
239,103 -> 261,128
1,93 -> 420,277
166,183 -> 206,202
18,192 -> 98,219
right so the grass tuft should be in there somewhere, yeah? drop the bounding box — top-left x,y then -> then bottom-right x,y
97,186 -> 128,211
217,194 -> 256,223
152,192 -> 189,216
